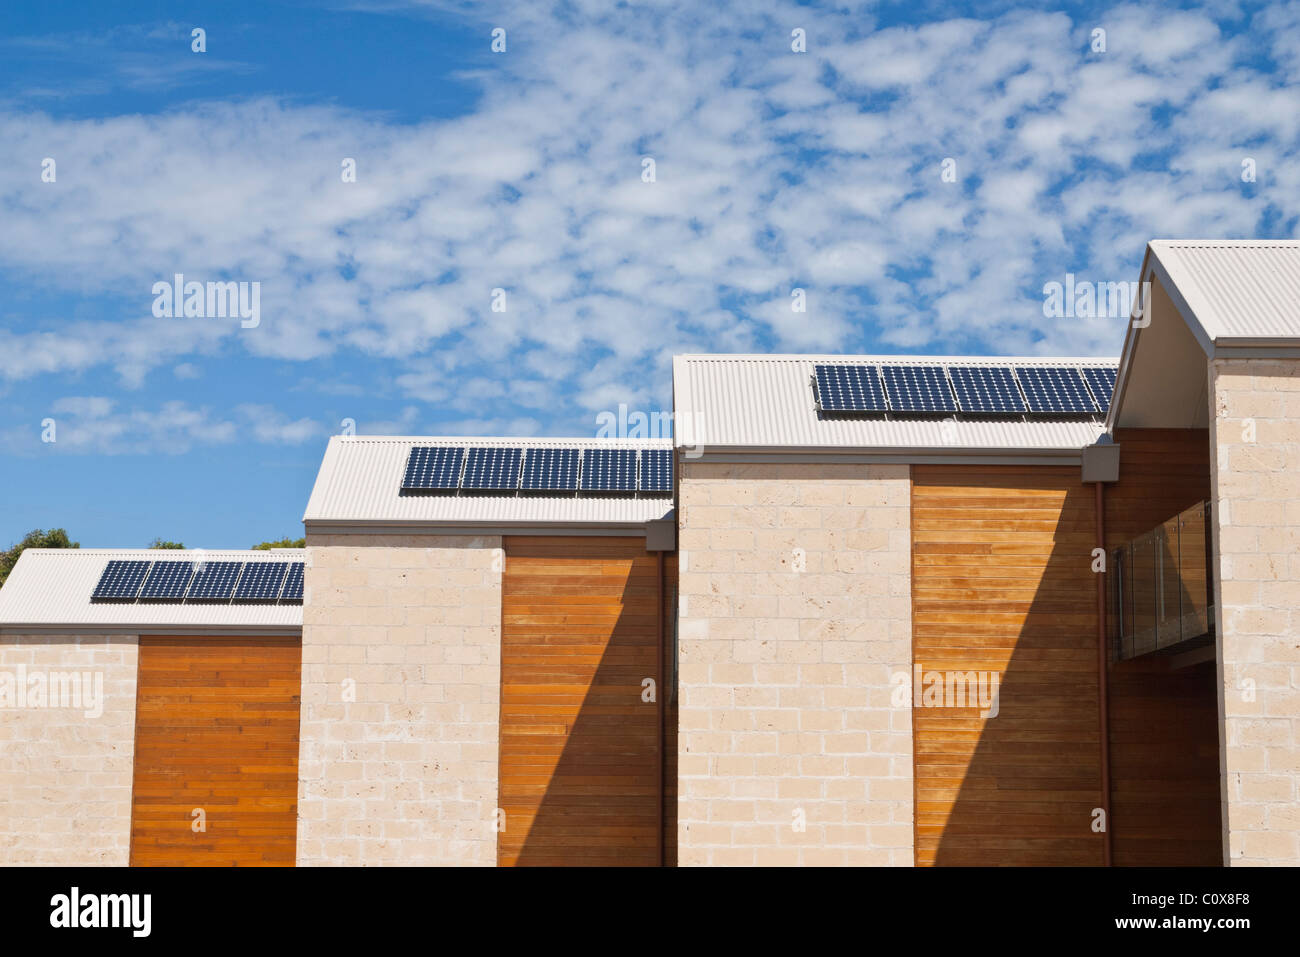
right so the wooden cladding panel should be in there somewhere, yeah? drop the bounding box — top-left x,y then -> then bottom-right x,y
129,636 -> 302,867
499,537 -> 662,866
1105,428 -> 1220,865
912,466 -> 1102,866
662,551 -> 678,868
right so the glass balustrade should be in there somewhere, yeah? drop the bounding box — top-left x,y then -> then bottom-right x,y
1110,501 -> 1214,662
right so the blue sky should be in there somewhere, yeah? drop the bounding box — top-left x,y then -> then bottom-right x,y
1,0 -> 1297,549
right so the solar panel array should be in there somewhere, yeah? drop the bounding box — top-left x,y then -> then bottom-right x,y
463,447 -> 524,491
187,560 -> 244,601
90,559 -> 305,605
233,561 -> 290,601
1016,366 -> 1096,414
813,363 -> 1116,416
640,449 -> 674,493
521,448 -> 580,491
139,561 -> 194,600
401,446 -> 672,495
402,446 -> 465,490
948,366 -> 1026,414
91,560 -> 151,600
879,365 -> 956,413
814,364 -> 887,412
582,448 -> 637,492
1080,367 -> 1117,413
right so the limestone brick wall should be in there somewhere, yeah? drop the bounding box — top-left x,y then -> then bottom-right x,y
0,633 -> 139,865
675,462 -> 914,866
296,534 -> 503,866
1209,358 -> 1300,865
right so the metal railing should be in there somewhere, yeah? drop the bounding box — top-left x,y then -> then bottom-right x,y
1110,501 -> 1214,662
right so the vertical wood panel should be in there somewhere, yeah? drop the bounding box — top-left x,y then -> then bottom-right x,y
662,551 -> 678,867
499,537 -> 661,866
129,636 -> 301,867
911,466 -> 1102,866
1105,428 -> 1220,865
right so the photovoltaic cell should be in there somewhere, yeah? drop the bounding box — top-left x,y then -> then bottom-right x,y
1081,367 -> 1118,413
233,562 -> 290,601
520,448 -> 579,491
91,560 -> 150,600
402,446 -> 465,490
879,365 -> 956,413
814,364 -> 887,412
640,449 -> 673,493
280,562 -> 305,603
1015,366 -> 1098,414
581,448 -> 637,491
186,560 -> 244,601
948,366 -> 1027,414
138,561 -> 195,600
462,447 -> 523,490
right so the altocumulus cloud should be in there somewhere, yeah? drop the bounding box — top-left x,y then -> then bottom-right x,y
0,0 -> 1298,436
2,397 -> 323,456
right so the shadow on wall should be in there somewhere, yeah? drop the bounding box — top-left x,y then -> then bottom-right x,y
914,455 -> 1220,867
916,467 -> 1105,866
1104,428 -> 1221,866
496,538 -> 669,867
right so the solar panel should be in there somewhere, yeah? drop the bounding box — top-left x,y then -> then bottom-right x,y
948,366 -> 1027,414
640,449 -> 673,493
91,560 -> 150,600
462,447 -> 522,491
233,561 -> 289,601
581,448 -> 637,491
402,446 -> 465,490
520,448 -> 579,492
814,364 -> 887,412
879,365 -> 956,413
138,561 -> 195,600
1081,367 -> 1118,413
186,560 -> 244,601
280,562 -> 304,603
1015,366 -> 1098,414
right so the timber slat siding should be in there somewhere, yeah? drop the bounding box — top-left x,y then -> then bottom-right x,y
498,537 -> 662,866
912,466 -> 1103,866
1104,428 -> 1220,866
129,636 -> 301,867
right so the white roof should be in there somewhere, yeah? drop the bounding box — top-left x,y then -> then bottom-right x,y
1149,240 -> 1300,344
303,436 -> 674,530
672,355 -> 1115,456
0,549 -> 304,634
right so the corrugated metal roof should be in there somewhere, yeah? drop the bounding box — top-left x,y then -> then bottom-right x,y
673,355 -> 1115,453
302,436 -> 675,528
1150,240 -> 1300,342
0,549 -> 304,632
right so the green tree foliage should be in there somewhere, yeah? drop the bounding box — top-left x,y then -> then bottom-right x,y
252,537 -> 306,550
149,539 -> 186,549
0,528 -> 80,587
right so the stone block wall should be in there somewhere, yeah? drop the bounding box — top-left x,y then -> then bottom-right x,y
0,634 -> 139,865
675,463 -> 914,866
1209,358 -> 1300,865
296,534 -> 503,866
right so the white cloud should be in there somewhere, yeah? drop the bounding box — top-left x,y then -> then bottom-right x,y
8,396 -> 324,455
0,0 -> 1297,439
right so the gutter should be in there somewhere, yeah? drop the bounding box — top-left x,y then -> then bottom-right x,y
0,624 -> 303,637
679,446 -> 1095,466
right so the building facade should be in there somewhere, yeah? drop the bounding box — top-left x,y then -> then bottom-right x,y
2,240 -> 1298,866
